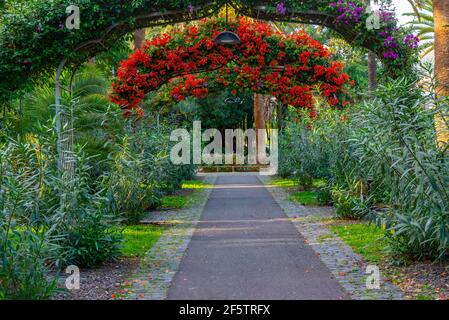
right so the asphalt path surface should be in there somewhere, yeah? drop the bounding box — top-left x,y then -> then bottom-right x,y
168,174 -> 348,300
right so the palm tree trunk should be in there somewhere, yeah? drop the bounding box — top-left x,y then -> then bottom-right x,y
433,0 -> 449,145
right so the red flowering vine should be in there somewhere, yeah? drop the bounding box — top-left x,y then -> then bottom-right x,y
111,17 -> 353,118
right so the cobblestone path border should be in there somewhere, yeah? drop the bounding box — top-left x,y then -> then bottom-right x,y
258,175 -> 405,300
122,175 -> 217,300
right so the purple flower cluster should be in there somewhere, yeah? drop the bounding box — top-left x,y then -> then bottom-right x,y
404,34 -> 420,49
276,2 -> 286,15
376,8 -> 401,60
330,0 -> 364,25
379,10 -> 397,24
383,51 -> 399,60
384,36 -> 398,49
382,36 -> 399,60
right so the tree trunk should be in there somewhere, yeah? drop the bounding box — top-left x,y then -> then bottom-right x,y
254,94 -> 266,164
367,51 -> 377,94
364,0 -> 377,95
133,29 -> 146,51
433,0 -> 449,145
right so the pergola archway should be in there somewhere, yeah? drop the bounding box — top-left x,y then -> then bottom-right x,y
111,17 -> 353,117
0,0 -> 419,101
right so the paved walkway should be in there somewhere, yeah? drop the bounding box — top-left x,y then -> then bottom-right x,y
167,174 -> 348,300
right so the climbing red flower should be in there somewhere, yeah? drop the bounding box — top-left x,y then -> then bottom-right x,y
111,17 -> 353,117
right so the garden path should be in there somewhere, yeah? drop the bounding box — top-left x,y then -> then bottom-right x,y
167,174 -> 348,300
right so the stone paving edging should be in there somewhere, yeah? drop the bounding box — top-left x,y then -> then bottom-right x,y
122,175 -> 217,300
258,175 -> 405,300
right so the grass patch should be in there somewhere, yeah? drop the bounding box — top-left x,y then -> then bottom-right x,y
271,177 -> 326,189
270,177 -> 299,187
121,225 -> 165,257
289,191 -> 320,206
160,195 -> 188,209
159,179 -> 211,209
330,222 -> 388,264
181,180 -> 212,189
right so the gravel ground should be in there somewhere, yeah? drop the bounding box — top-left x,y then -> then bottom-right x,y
53,257 -> 140,300
384,261 -> 449,300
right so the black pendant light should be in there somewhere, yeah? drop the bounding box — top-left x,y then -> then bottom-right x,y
214,1 -> 241,45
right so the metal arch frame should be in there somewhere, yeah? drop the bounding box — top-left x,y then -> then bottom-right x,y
53,0 -> 386,175
65,1 -> 382,66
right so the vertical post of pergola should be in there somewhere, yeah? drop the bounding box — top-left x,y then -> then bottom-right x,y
55,58 -> 67,174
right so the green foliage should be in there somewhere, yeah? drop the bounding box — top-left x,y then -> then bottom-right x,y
316,185 -> 333,206
349,75 -> 449,260
331,185 -> 371,219
279,107 -> 348,189
57,151 -> 123,268
104,124 -> 195,224
185,90 -> 253,131
0,133 -> 60,299
279,65 -> 449,260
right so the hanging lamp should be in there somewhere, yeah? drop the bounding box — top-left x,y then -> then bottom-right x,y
214,1 -> 241,45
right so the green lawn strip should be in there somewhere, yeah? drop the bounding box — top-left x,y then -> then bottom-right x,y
181,180 -> 213,189
121,225 -> 166,257
289,191 -> 320,206
159,179 -> 212,209
270,177 -> 326,189
270,178 -> 299,188
160,195 -> 188,209
329,222 -> 388,264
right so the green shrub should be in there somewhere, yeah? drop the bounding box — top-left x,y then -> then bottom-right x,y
0,137 -> 59,299
280,66 -> 449,260
316,185 -> 333,206
0,229 -> 59,300
57,151 -> 123,268
104,123 -> 195,224
332,188 -> 370,220
351,75 -> 449,260
61,206 -> 122,268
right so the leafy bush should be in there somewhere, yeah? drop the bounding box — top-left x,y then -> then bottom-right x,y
57,151 -> 123,268
279,68 -> 449,260
0,135 -> 60,299
278,107 -> 349,189
331,185 -> 371,219
316,185 -> 333,206
349,76 -> 449,260
104,123 -> 195,224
